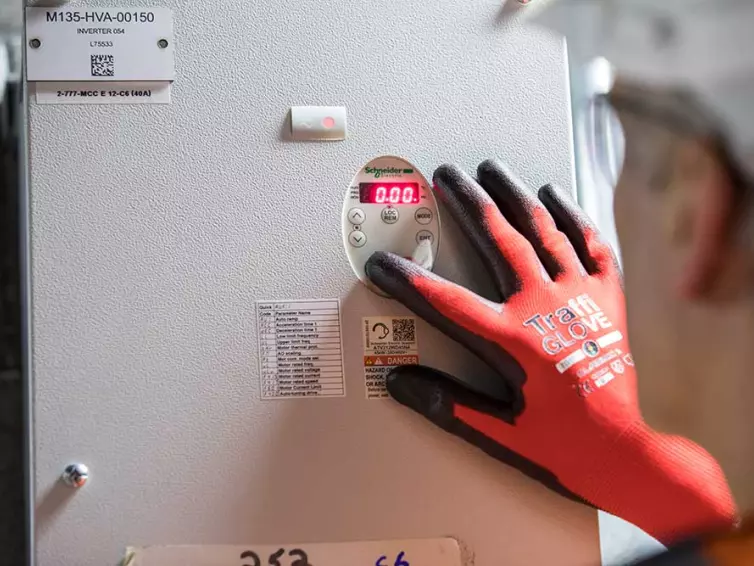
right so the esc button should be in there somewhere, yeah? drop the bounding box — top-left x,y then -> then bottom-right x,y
381,207 -> 399,224
416,230 -> 434,244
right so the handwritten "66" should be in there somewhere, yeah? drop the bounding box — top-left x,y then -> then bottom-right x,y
376,551 -> 410,566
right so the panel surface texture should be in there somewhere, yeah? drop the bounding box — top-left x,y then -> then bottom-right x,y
27,1 -> 598,565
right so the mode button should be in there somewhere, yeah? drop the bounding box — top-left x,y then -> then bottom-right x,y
415,207 -> 433,225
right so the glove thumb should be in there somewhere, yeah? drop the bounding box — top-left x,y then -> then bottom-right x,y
386,364 -> 517,431
386,364 -> 588,505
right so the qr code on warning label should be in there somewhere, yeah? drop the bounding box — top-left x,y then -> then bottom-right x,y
91,54 -> 114,77
392,318 -> 416,342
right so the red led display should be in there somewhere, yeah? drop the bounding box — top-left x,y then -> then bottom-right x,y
359,183 -> 420,205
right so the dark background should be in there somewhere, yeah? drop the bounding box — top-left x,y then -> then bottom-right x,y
0,33 -> 25,566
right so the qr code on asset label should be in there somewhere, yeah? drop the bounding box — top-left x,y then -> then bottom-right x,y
91,54 -> 114,77
392,318 -> 416,342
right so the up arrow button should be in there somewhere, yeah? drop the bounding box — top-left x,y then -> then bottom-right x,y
348,208 -> 366,225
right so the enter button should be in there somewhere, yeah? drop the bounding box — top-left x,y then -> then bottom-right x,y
416,230 -> 434,244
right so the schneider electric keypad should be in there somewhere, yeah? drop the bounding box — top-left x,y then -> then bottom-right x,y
342,156 -> 441,289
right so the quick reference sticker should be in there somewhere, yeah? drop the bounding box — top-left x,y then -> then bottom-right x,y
256,300 -> 345,399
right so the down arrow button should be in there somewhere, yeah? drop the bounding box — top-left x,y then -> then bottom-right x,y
349,231 -> 367,248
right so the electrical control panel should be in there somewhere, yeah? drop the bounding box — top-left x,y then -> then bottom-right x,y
342,156 -> 440,291
24,0 -> 653,564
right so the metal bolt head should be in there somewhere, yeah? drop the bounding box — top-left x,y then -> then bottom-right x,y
62,463 -> 89,488
29,38 -> 41,49
157,38 -> 169,49
653,16 -> 676,48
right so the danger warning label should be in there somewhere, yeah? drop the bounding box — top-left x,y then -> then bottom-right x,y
364,355 -> 419,366
363,317 -> 419,399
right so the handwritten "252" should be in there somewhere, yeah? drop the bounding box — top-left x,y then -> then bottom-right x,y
239,549 -> 410,566
240,549 -> 311,566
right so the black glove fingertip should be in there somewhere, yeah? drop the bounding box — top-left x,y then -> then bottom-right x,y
387,365 -> 520,427
365,251 -> 424,297
431,163 -> 466,189
364,250 -> 390,280
387,365 -> 458,430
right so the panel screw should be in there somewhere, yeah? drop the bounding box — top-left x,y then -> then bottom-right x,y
653,17 -> 676,48
29,38 -> 41,49
61,463 -> 89,488
157,38 -> 169,49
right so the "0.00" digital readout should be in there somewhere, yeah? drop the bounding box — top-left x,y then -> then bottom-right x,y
359,183 -> 420,205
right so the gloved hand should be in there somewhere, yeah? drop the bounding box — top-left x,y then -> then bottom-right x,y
365,160 -> 736,545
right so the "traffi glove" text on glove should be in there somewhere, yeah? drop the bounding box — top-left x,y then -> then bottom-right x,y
365,159 -> 736,545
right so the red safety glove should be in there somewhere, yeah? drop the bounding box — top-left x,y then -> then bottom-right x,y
365,160 -> 736,545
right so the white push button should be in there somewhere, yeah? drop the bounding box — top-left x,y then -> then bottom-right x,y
411,240 -> 434,270
290,106 -> 347,141
416,230 -> 434,244
381,208 -> 399,224
349,230 -> 367,248
348,208 -> 366,225
415,207 -> 433,225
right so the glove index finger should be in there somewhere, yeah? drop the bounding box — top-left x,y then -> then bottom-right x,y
538,184 -> 621,278
433,164 -> 543,298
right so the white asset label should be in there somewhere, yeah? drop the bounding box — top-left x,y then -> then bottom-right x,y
363,316 -> 418,399
124,538 -> 464,566
257,300 -> 346,399
35,81 -> 171,105
26,7 -> 175,82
